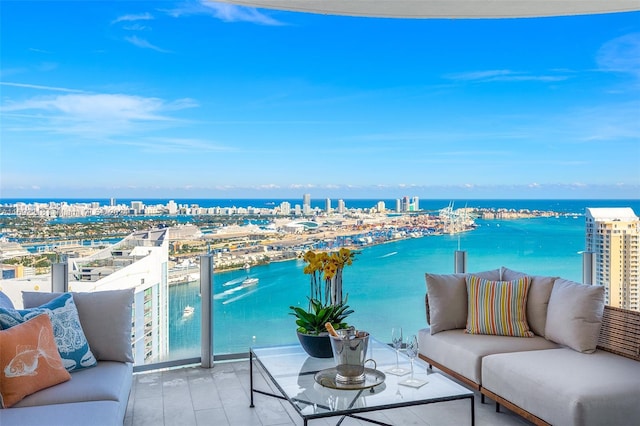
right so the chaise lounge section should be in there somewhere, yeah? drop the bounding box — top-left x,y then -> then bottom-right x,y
0,289 -> 134,426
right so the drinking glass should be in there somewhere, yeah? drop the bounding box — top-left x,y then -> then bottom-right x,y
400,334 -> 428,387
387,327 -> 409,375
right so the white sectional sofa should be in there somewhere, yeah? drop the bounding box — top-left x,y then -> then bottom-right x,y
418,267 -> 640,426
0,289 -> 134,426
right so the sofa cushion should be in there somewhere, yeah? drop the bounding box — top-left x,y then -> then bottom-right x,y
0,293 -> 97,372
501,267 -> 557,337
14,360 -> 133,408
469,268 -> 502,281
0,400 -> 125,426
482,348 -> 640,426
545,278 -> 605,353
0,291 -> 14,309
465,275 -> 533,337
418,327 -> 558,384
425,273 -> 467,334
0,314 -> 71,408
23,289 -> 134,363
424,269 -> 502,334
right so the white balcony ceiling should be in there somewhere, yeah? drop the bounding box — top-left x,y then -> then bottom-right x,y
216,0 -> 640,18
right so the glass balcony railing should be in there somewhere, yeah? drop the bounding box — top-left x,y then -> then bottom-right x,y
38,246 -> 599,373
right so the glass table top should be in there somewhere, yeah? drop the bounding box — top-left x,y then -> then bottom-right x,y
251,338 -> 473,419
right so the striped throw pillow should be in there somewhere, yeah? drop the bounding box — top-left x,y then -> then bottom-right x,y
465,275 -> 533,337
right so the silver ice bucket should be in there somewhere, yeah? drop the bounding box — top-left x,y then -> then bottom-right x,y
329,329 -> 376,385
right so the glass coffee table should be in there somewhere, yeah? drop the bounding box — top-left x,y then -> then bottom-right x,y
250,338 -> 474,426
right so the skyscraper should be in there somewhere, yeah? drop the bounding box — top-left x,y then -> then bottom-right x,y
412,196 -> 420,212
303,193 -> 311,215
325,198 -> 331,214
585,207 -> 640,311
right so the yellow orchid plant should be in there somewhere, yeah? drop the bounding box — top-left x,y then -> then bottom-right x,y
302,247 -> 356,306
289,247 -> 358,335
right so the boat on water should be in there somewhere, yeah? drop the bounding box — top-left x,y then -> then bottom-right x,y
183,305 -> 195,317
242,277 -> 259,286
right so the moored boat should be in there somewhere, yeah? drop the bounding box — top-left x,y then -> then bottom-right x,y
183,305 -> 195,317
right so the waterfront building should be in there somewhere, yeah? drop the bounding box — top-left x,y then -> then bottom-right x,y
167,200 -> 178,214
325,198 -> 331,214
0,228 -> 170,365
0,241 -> 30,260
412,196 -> 420,212
585,207 -> 640,311
302,194 -> 312,215
131,201 -> 144,214
377,201 -> 386,213
280,201 -> 291,215
402,196 -> 410,212
337,199 -> 346,214
396,199 -> 401,213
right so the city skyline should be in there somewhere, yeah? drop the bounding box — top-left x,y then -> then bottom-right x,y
1,2 -> 639,200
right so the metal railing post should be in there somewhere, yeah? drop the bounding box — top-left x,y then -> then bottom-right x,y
454,250 -> 467,274
582,251 -> 595,285
200,254 -> 214,368
51,263 -> 69,293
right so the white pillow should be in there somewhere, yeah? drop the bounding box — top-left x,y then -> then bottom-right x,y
545,278 -> 605,353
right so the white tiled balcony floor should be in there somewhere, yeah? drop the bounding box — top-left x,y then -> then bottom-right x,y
125,360 -> 532,426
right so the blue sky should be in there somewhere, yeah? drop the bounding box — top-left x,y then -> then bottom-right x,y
1,2 -> 639,200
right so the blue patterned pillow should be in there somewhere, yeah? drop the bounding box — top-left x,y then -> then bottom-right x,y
0,293 -> 97,372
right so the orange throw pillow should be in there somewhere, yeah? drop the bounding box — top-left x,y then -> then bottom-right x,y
0,314 -> 71,408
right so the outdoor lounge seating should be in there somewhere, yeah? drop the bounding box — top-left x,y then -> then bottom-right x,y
418,267 -> 640,426
0,289 -> 134,426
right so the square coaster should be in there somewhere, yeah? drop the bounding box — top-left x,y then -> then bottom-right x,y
385,366 -> 410,376
399,377 -> 428,388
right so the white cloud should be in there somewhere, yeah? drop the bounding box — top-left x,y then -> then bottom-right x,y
444,69 -> 569,83
122,24 -> 151,31
1,92 -> 198,138
597,32 -> 640,78
112,12 -> 154,24
124,36 -> 171,53
165,1 -> 283,25
0,81 -> 86,93
131,137 -> 233,153
445,70 -> 514,80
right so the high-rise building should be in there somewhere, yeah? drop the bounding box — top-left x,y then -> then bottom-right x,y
167,200 -> 178,215
280,201 -> 291,215
395,199 -> 402,213
402,196 -> 410,212
325,198 -> 331,214
303,193 -> 311,215
377,201 -> 386,213
337,199 -> 346,214
585,207 -> 640,311
412,196 -> 420,212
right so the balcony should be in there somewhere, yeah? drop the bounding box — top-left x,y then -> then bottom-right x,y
125,361 -> 530,426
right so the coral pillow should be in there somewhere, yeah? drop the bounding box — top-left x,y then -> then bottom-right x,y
0,293 -> 97,372
0,314 -> 71,408
466,275 -> 533,337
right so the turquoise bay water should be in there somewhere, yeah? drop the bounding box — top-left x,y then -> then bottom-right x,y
168,216 -> 587,358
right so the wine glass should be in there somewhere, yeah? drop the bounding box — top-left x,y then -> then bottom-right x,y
387,327 -> 409,375
400,335 -> 427,387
